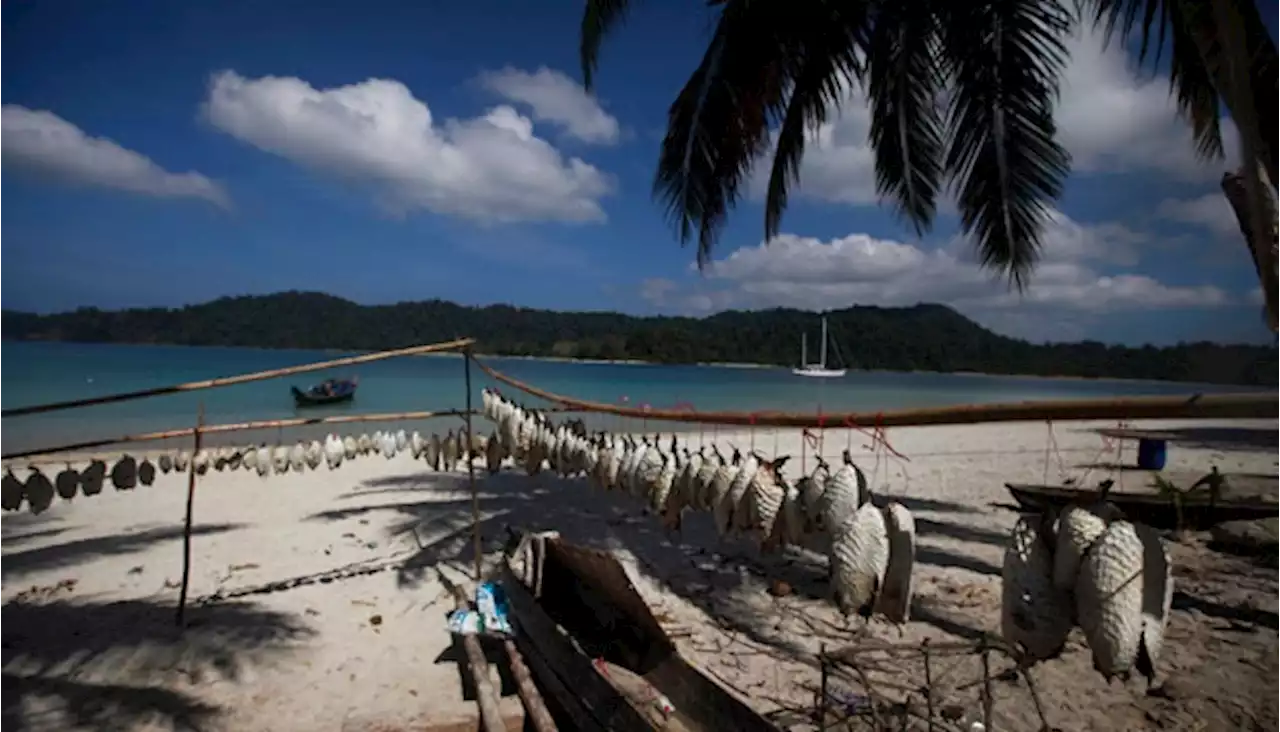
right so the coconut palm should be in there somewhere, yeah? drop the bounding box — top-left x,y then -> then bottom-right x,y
580,0 -> 1277,312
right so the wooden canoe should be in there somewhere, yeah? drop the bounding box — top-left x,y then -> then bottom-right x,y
1006,471 -> 1278,530
501,532 -> 781,732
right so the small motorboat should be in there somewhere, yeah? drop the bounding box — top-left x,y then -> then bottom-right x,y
292,377 -> 358,407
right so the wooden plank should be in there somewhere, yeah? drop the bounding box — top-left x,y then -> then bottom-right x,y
1095,428 -> 1180,441
500,565 -> 654,732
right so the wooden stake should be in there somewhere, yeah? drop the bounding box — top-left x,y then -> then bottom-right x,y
176,403 -> 204,627
464,350 -> 482,583
923,638 -> 935,732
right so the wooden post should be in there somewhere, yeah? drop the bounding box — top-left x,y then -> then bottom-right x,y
464,349 -> 482,582
503,638 -> 558,732
176,403 -> 204,627
923,638 -> 935,731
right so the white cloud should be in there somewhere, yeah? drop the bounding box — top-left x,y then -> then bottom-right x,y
757,24 -> 1235,208
203,70 -> 613,224
1,105 -> 229,207
1156,193 -> 1239,238
641,212 -> 1230,339
478,67 -> 621,145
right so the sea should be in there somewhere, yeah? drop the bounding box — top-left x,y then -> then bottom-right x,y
0,341 -> 1265,456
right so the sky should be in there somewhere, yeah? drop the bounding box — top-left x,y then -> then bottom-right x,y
2,0 -> 1276,346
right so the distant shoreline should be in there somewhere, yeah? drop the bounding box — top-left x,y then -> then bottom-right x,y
5,338 -> 1266,389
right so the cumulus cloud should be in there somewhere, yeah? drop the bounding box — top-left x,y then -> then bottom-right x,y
203,70 -> 613,224
478,66 -> 621,145
1156,193 -> 1240,238
640,212 -> 1230,339
755,24 -> 1234,208
1,105 -> 229,207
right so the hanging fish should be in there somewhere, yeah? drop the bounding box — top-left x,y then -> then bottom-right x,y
272,445 -> 290,474
707,448 -> 742,527
357,434 -> 373,456
82,460 -> 107,496
138,458 -> 157,486
111,455 -> 139,490
649,452 -> 678,514
55,466 -> 81,500
455,430 -> 469,466
410,432 -> 426,460
818,450 -> 866,536
427,433 -> 442,470
1001,512 -> 1073,664
2,469 -> 25,511
873,502 -> 917,623
745,455 -> 792,543
25,469 -> 55,514
396,429 -> 409,452
255,445 -> 272,477
796,458 -> 831,533
193,450 -> 211,476
765,483 -> 807,551
305,440 -> 324,470
325,435 -> 345,469
343,435 -> 358,460
830,502 -> 889,617
691,445 -> 723,511
214,450 -> 229,472
634,438 -> 665,503
601,437 -> 623,491
442,430 -> 459,471
158,453 -> 174,474
227,447 -> 245,471
717,451 -> 758,537
1076,520 -> 1172,685
485,431 -> 504,474
521,430 -> 544,476
174,450 -> 190,473
1054,502 -> 1125,592
472,431 -> 487,462
244,445 -> 260,472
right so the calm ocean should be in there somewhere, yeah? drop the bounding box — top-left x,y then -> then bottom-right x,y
0,342 -> 1262,455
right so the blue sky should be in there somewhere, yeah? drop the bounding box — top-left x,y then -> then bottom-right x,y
2,0 -> 1275,346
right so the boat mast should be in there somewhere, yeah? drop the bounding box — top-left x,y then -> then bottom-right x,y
819,316 -> 829,369
800,331 -> 808,367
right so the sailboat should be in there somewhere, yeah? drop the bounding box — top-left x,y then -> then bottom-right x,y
792,315 -> 847,378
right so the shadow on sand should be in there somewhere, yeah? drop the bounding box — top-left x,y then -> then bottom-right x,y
308,467 -> 998,659
1,597 -> 313,731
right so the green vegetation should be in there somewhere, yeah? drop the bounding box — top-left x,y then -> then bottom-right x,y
2,292 -> 1276,386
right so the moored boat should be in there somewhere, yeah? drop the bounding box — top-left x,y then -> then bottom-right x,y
291,377 -> 358,407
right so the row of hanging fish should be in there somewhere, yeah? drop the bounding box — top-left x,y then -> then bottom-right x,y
481,388 -> 917,622
1001,496 -> 1173,686
1,427 -> 489,515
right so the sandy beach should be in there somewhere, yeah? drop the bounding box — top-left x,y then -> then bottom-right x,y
2,417 -> 1276,731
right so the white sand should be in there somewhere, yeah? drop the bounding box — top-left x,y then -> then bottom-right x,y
2,418 -> 1276,731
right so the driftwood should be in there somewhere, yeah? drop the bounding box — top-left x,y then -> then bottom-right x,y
472,357 -> 1277,429
2,338 -> 476,418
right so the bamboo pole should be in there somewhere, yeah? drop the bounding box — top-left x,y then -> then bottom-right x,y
176,403 -> 204,627
2,338 -> 476,418
464,350 -> 482,583
472,356 -> 1278,429
502,638 -> 558,732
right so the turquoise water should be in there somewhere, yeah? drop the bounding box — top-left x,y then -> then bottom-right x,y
1,341 -> 1262,454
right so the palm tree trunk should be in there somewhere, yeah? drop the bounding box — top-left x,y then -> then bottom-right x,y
1221,168 -> 1279,331
1210,0 -> 1278,333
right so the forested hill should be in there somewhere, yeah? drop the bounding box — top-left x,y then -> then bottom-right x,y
2,292 -> 1276,386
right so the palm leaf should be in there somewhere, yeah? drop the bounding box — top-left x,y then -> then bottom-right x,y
581,0 -> 634,91
764,4 -> 868,239
864,0 -> 946,234
654,0 -> 809,267
938,0 -> 1073,288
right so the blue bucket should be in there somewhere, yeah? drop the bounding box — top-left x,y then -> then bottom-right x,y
1136,438 -> 1167,471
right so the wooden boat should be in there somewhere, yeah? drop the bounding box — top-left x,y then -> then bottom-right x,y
1006,470 -> 1278,530
291,377 -> 358,407
501,531 -> 780,732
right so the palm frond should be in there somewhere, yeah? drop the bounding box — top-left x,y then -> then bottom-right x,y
764,5 -> 867,239
654,0 -> 808,268
939,0 -> 1073,289
581,0 -> 634,91
864,0 -> 946,234
1089,0 -> 1224,161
